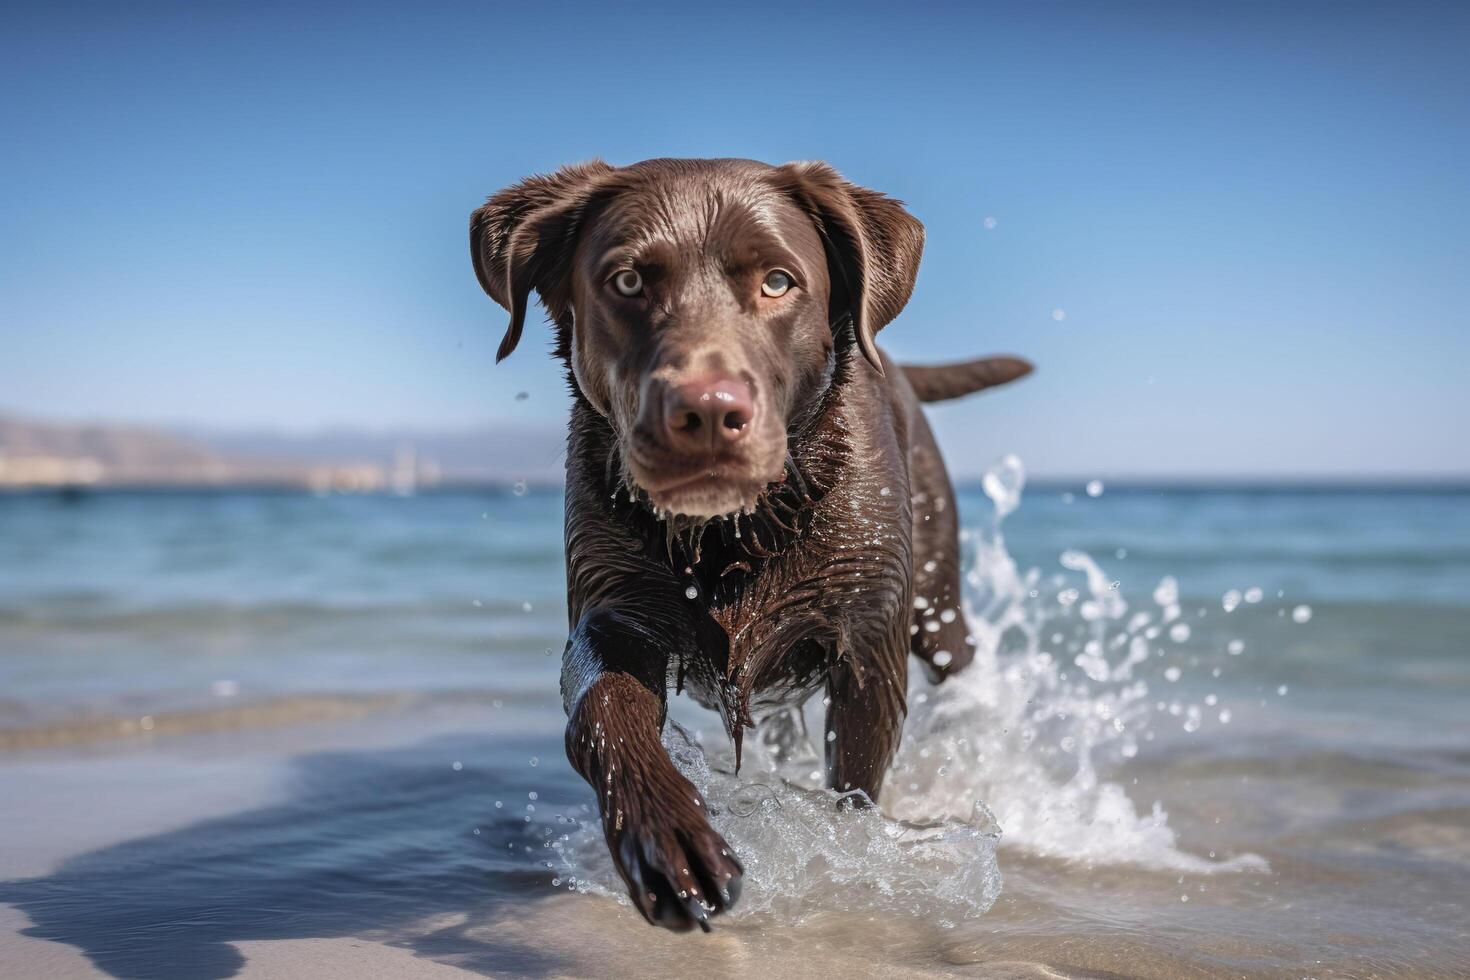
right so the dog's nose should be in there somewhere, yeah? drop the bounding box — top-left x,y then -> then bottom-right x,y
663,376 -> 755,452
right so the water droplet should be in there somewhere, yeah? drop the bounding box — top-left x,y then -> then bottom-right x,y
1051,308 -> 1067,321
1085,479 -> 1104,497
1292,604 -> 1313,624
983,216 -> 998,230
684,585 -> 698,600
522,601 -> 533,613
513,480 -> 528,496
982,454 -> 1025,519
1221,589 -> 1241,613
1227,639 -> 1245,656
452,761 -> 463,771
1243,586 -> 1264,603
1169,623 -> 1191,643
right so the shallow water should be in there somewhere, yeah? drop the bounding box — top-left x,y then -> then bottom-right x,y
1,474 -> 1468,977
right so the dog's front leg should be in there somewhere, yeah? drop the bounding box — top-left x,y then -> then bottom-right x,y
561,609 -> 743,931
825,624 -> 909,804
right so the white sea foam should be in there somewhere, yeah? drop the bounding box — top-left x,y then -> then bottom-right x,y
558,455 -> 1264,922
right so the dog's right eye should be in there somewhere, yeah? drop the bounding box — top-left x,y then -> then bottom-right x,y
611,270 -> 643,297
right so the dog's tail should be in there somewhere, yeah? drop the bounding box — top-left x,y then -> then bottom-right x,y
901,356 -> 1033,403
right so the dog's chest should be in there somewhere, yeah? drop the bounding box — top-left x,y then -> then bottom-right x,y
686,481 -> 912,711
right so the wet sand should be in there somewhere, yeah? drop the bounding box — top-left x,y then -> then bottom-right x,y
2,697 -> 1467,979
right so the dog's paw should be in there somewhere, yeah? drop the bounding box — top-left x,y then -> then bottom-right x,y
607,775 -> 743,932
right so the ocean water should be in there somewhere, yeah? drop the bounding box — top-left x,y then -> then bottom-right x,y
1,471 -> 1468,977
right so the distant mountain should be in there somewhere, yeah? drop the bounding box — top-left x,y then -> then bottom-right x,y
197,424 -> 567,484
0,415 -> 226,486
0,415 -> 214,468
0,414 -> 566,489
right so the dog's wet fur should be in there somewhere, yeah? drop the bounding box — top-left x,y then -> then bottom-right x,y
471,158 -> 1031,931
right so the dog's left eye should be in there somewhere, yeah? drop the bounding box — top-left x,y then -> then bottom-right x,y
611,269 -> 643,297
761,270 -> 793,298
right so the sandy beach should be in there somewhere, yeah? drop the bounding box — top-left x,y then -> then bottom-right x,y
3,691 -> 1468,979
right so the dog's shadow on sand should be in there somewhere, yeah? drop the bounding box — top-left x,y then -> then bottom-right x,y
0,733 -> 588,979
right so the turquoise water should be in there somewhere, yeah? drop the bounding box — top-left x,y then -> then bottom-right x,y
1,482 -> 1468,976
2,485 -> 1466,730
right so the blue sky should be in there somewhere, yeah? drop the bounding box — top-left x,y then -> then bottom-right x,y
2,0 -> 1466,478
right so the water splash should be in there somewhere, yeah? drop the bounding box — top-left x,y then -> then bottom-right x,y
554,719 -> 1003,924
892,455 -> 1263,872
981,453 -> 1025,520
558,454 -> 1263,923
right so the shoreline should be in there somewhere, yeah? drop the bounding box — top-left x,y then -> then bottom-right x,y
3,700 -> 1467,979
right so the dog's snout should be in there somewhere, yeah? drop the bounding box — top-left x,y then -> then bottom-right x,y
663,376 -> 755,452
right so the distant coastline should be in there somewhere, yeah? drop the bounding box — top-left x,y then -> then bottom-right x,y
0,412 -> 564,492
3,413 -> 1466,493
3,480 -> 1468,498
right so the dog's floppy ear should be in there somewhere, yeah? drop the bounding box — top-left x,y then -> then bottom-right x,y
469,160 -> 616,362
775,161 -> 924,375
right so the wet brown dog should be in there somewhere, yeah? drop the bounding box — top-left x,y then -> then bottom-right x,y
470,158 -> 1030,931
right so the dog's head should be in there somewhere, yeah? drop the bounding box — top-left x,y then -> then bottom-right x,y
471,158 -> 922,520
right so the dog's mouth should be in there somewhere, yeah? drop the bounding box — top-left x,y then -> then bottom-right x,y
625,454 -> 781,521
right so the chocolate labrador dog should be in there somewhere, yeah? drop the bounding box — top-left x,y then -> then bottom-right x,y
470,158 -> 1030,931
